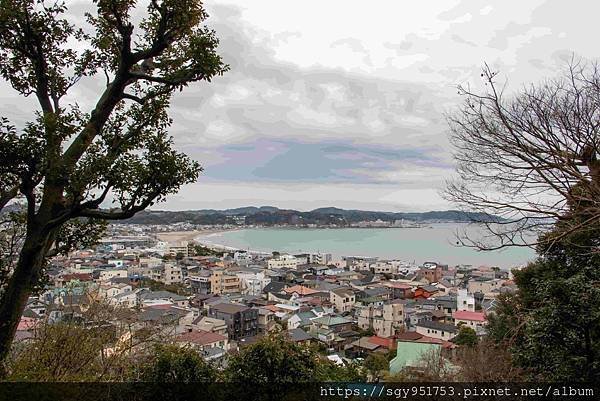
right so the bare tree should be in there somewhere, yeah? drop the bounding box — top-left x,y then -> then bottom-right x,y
445,60 -> 600,251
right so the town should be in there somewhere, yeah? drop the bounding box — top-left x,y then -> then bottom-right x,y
15,222 -> 520,377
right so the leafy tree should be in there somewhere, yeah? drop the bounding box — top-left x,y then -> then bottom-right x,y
363,353 -> 388,381
224,333 -> 318,383
314,359 -> 366,382
138,278 -> 190,296
0,0 -> 228,366
452,326 -> 479,347
192,244 -> 221,257
139,344 -> 217,383
6,300 -> 151,381
487,222 -> 600,381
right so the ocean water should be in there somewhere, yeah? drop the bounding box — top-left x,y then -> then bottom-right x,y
197,223 -> 536,269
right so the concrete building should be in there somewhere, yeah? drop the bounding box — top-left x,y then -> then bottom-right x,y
209,303 -> 258,340
330,288 -> 356,313
267,254 -> 298,269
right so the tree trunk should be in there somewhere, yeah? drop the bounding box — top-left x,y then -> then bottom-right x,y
0,228 -> 53,374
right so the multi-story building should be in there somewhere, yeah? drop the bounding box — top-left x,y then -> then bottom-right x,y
415,321 -> 457,341
330,288 -> 356,313
209,303 -> 258,340
209,270 -> 241,295
457,288 -> 475,312
162,264 -> 183,285
188,271 -> 212,295
357,301 -> 405,338
235,269 -> 271,296
267,254 -> 298,269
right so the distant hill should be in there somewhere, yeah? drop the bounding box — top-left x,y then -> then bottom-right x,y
115,206 -> 501,225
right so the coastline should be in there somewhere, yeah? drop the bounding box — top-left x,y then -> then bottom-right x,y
193,227 -> 270,255
155,228 -> 239,244
187,224 -> 535,268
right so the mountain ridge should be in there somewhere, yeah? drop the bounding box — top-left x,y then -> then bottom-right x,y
116,206 -> 501,225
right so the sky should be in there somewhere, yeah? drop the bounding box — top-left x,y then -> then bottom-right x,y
2,0 -> 599,212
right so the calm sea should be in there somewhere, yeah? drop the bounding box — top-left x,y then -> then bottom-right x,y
197,223 -> 536,269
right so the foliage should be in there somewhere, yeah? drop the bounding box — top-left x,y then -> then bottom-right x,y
487,223 -> 600,381
453,339 -> 525,382
138,278 -> 191,296
314,359 -> 366,382
384,349 -> 455,382
452,326 -> 478,347
192,244 -> 221,257
138,344 -> 216,383
224,333 -> 319,383
0,0 -> 228,363
363,353 -> 388,380
0,211 -> 26,294
6,301 -> 149,381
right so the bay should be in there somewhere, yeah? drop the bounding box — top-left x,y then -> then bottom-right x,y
197,223 -> 536,269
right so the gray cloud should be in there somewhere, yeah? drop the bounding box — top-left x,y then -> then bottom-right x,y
3,0 -> 600,210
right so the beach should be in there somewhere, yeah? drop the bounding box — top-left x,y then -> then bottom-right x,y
155,228 -> 235,244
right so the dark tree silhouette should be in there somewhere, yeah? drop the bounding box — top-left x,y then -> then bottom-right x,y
445,60 -> 600,251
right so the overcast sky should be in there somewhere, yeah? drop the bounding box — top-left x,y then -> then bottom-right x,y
2,0 -> 599,212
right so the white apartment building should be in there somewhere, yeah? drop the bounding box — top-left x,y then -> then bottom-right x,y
267,254 -> 298,269
457,288 -> 476,312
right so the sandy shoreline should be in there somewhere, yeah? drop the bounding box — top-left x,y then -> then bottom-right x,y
154,228 -> 238,244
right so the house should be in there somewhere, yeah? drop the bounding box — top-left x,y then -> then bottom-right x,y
329,288 -> 356,313
99,268 -> 128,282
349,336 -> 386,358
383,282 -> 413,299
234,269 -> 271,296
413,285 -> 439,299
389,341 -> 442,375
257,307 -> 276,333
457,288 -> 475,312
189,316 -> 228,336
137,290 -> 188,308
138,305 -> 192,334
287,310 -> 318,330
453,310 -> 487,334
310,315 -> 354,334
15,316 -> 39,342
467,277 -> 504,296
113,290 -> 138,307
267,254 -> 298,269
284,285 -> 319,297
415,321 -> 458,341
209,303 -> 258,340
175,330 -> 229,359
357,301 -> 405,338
286,328 -> 313,344
99,282 -> 132,299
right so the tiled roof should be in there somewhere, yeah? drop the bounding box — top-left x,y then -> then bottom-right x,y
284,285 -> 318,295
211,302 -> 250,314
453,310 -> 486,322
176,330 -> 226,346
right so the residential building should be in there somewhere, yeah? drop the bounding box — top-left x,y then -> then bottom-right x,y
415,321 -> 458,341
267,254 -> 298,269
209,303 -> 258,340
330,288 -> 356,313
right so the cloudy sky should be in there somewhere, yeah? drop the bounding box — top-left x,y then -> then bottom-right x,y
2,0 -> 599,212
